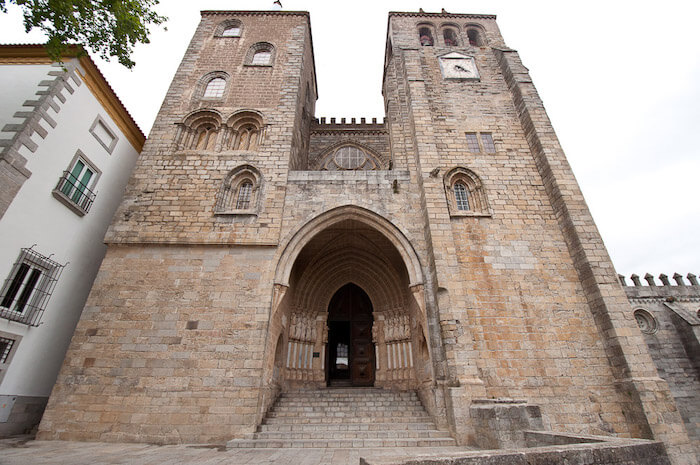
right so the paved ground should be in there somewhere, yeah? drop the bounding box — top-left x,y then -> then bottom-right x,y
0,437 -> 473,465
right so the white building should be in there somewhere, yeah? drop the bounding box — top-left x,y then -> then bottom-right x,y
0,45 -> 144,435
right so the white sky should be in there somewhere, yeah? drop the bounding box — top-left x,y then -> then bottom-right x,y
1,0 -> 698,279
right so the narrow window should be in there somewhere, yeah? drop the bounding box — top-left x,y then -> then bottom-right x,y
1,248 -> 64,326
443,28 -> 458,46
222,26 -> 240,37
203,78 -> 226,98
236,182 -> 253,209
252,51 -> 272,65
454,182 -> 470,210
465,133 -> 480,152
419,27 -> 434,46
481,133 -> 496,153
57,157 -> 97,212
467,29 -> 482,46
0,336 -> 15,363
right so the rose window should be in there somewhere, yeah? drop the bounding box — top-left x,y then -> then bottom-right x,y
323,146 -> 378,171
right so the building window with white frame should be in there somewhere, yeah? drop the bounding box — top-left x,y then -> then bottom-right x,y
52,151 -> 100,216
0,248 -> 65,326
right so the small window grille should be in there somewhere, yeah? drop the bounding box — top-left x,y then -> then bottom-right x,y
454,182 -> 470,210
0,336 -> 15,363
481,133 -> 496,152
236,182 -> 253,209
465,133 -> 480,152
0,248 -> 65,326
222,26 -> 240,37
252,51 -> 271,65
203,78 -> 226,98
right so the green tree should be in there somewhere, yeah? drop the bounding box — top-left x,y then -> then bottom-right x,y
0,0 -> 167,68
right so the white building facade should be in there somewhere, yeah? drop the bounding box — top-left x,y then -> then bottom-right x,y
0,45 -> 144,435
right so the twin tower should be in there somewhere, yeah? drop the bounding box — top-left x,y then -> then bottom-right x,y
37,9 -> 692,462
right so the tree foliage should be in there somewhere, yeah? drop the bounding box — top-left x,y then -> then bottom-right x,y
0,0 -> 167,68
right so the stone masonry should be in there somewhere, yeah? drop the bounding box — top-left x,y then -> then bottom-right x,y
37,9 -> 694,465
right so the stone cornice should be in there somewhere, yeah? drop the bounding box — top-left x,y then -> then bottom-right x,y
201,10 -> 309,18
389,11 -> 496,20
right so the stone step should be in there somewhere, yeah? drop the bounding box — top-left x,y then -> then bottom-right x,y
258,422 -> 439,432
270,404 -> 425,417
226,437 -> 457,449
254,429 -> 452,440
263,415 -> 432,425
276,397 -> 422,404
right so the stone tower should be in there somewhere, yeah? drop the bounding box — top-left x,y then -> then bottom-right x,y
38,9 -> 693,463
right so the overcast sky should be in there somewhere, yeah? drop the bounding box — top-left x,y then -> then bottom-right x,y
2,0 -> 698,280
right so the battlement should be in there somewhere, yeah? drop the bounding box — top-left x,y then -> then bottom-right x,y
619,273 -> 700,302
618,273 -> 699,287
312,117 -> 386,131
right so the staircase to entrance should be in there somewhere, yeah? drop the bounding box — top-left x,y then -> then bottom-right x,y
226,388 -> 456,448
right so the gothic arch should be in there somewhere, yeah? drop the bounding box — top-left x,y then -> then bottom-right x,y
274,205 -> 423,288
315,141 -> 385,171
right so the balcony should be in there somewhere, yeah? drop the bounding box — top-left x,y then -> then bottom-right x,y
51,170 -> 96,216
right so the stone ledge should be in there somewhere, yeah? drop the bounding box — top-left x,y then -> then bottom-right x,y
360,437 -> 670,465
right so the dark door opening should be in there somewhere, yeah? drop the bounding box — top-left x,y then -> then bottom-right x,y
326,283 -> 375,387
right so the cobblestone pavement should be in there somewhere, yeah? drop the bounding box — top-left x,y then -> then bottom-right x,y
0,437 -> 473,465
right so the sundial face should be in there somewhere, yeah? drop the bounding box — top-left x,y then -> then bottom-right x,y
439,53 -> 480,81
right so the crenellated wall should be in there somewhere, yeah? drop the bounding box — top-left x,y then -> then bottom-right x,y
619,273 -> 700,452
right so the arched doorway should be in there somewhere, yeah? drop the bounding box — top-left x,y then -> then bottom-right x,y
262,207 -> 435,394
327,283 -> 375,387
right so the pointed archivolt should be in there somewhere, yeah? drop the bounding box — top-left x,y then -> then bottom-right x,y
315,141 -> 385,171
274,205 -> 423,288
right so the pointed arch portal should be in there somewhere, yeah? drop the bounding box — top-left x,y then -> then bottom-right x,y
262,206 -> 434,392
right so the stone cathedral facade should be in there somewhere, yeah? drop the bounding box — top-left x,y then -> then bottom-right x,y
37,9 -> 695,463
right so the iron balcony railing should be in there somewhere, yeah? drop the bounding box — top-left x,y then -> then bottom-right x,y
54,170 -> 96,214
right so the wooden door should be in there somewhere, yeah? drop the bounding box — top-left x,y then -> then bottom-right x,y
327,283 -> 375,386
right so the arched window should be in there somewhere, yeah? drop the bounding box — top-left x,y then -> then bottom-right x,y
443,27 -> 460,46
203,78 -> 226,98
453,182 -> 470,210
235,181 -> 253,209
193,72 -> 229,104
466,26 -> 485,46
444,167 -> 489,216
246,42 -> 275,66
418,26 -> 434,46
215,165 -> 263,215
252,51 -> 271,65
215,19 -> 242,38
174,110 -> 223,152
227,111 -> 265,151
222,25 -> 241,37
194,125 -> 217,150
318,144 -> 383,171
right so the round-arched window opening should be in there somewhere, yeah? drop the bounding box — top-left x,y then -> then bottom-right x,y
203,78 -> 226,98
252,51 -> 272,65
419,27 -> 434,46
222,26 -> 241,37
696,309 -> 700,320
634,309 -> 658,334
